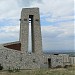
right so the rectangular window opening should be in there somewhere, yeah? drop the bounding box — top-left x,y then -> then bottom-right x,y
28,15 -> 34,53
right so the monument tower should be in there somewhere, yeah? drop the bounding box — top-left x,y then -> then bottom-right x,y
20,8 -> 42,54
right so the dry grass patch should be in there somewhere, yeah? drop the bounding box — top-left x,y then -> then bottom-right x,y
0,66 -> 75,75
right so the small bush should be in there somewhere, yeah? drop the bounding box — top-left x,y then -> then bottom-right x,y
8,67 -> 13,72
8,67 -> 20,73
55,65 -> 62,68
64,65 -> 72,68
14,68 -> 20,72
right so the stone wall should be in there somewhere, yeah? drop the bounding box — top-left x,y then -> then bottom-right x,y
51,54 -> 70,68
0,43 -> 21,70
42,54 -> 71,68
70,57 -> 75,65
0,43 -> 42,70
0,43 -> 75,70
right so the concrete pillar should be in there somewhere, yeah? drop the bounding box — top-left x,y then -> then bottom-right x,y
20,8 -> 42,55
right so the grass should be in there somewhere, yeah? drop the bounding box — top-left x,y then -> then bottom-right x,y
0,66 -> 75,75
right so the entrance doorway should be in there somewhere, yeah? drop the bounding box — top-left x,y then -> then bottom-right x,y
48,58 -> 51,68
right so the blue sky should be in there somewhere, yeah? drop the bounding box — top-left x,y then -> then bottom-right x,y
0,0 -> 74,52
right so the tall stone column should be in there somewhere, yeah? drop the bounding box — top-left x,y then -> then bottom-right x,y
20,8 -> 42,55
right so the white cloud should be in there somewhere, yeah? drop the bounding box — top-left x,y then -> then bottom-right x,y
0,25 -> 20,43
0,0 -> 42,19
46,15 -> 74,22
31,0 -> 74,22
45,23 -> 73,39
1,0 -> 20,19
0,0 -> 74,20
0,25 -> 20,32
41,21 -> 74,51
33,0 -> 73,13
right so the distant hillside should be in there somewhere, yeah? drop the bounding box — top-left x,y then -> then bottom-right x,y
69,52 -> 75,57
44,50 -> 75,57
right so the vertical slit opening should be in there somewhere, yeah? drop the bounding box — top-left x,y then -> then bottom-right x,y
28,15 -> 34,53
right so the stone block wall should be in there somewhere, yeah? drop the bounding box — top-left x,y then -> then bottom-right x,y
0,44 -> 21,70
0,43 -> 42,70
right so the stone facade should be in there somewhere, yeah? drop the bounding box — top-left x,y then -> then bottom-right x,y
0,43 -> 21,70
0,8 -> 74,70
42,54 -> 72,68
70,57 -> 75,65
51,54 -> 70,68
20,8 -> 42,55
0,42 -> 43,70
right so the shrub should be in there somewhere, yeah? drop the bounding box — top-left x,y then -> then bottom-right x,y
8,67 -> 13,72
55,65 -> 62,68
64,65 -> 72,68
8,67 -> 20,73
